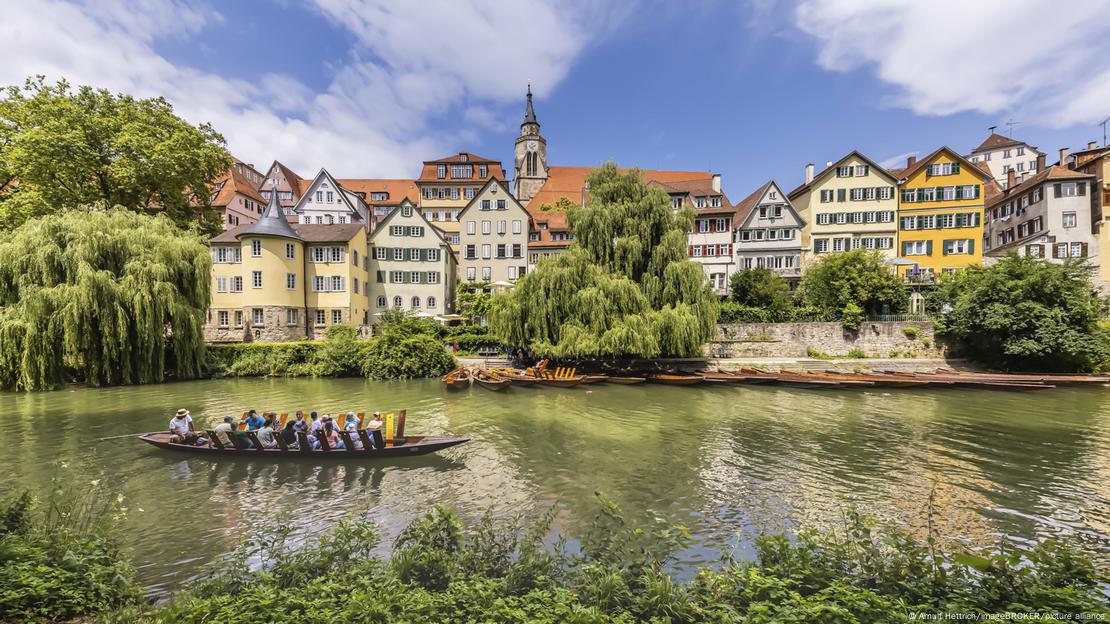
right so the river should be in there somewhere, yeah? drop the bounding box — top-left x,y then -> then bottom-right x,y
2,377 -> 1110,596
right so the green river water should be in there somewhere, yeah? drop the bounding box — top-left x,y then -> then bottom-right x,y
2,377 -> 1110,596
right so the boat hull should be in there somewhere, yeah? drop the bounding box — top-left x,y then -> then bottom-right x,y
606,376 -> 646,385
646,375 -> 704,386
139,433 -> 468,459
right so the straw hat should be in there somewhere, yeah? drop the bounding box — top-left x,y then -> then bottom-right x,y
176,408 -> 190,417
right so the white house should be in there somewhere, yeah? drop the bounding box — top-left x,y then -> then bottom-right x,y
367,199 -> 457,319
457,179 -> 530,283
292,168 -> 370,228
984,164 -> 1098,262
967,132 -> 1045,190
732,181 -> 806,280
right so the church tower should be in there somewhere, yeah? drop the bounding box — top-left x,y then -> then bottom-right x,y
513,84 -> 548,206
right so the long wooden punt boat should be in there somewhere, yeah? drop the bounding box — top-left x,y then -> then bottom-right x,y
139,432 -> 469,458
536,376 -> 585,388
442,367 -> 472,389
606,375 -> 646,384
474,370 -> 511,391
646,373 -> 704,386
931,368 -> 1109,386
581,374 -> 610,384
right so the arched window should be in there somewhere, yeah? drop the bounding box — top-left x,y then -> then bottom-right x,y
525,152 -> 537,177
427,296 -> 436,309
411,296 -> 420,308
393,296 -> 402,308
377,296 -> 386,308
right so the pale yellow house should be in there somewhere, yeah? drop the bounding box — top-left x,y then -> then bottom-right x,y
788,151 -> 900,263
205,189 -> 370,342
367,199 -> 458,319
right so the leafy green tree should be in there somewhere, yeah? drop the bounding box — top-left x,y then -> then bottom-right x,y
0,207 -> 211,390
456,282 -> 493,324
0,77 -> 230,235
799,249 -> 907,321
729,267 -> 792,311
538,196 -> 577,212
362,310 -> 455,379
491,163 -> 717,358
931,255 -> 1110,371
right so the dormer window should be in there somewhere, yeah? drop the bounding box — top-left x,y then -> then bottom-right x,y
711,197 -> 721,207
437,165 -> 446,179
460,154 -> 468,162
402,205 -> 412,217
479,164 -> 488,178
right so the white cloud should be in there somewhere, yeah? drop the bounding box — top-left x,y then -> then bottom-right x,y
793,0 -> 1110,127
0,0 -> 616,177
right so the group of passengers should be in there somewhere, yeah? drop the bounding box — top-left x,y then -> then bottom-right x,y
168,408 -> 385,450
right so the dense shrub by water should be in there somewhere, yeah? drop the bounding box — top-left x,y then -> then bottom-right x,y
6,485 -> 1105,623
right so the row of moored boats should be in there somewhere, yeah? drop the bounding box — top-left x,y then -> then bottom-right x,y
443,365 -> 1110,391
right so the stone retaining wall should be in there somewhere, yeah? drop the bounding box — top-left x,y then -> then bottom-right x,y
710,321 -> 945,359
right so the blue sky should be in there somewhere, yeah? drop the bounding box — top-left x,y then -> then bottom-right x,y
4,0 -> 1110,199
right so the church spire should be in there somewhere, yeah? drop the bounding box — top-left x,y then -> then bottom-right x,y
522,83 -> 537,126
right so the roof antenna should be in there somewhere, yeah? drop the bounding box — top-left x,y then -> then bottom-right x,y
1004,118 -> 1020,137
1100,116 -> 1109,147
988,125 -> 997,135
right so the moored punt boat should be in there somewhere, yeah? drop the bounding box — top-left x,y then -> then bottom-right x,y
605,376 -> 647,385
139,433 -> 468,458
581,374 -> 610,384
442,367 -> 472,389
474,370 -> 511,391
536,376 -> 585,388
646,373 -> 704,386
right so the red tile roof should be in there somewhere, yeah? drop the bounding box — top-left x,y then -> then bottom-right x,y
526,166 -> 715,211
418,152 -> 505,181
971,132 -> 1026,154
731,181 -> 774,225
212,165 -> 266,207
528,209 -> 573,249
985,165 -> 1095,208
336,178 -> 418,207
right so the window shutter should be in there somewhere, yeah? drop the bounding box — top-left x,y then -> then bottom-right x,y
1052,244 -> 1059,258
1036,244 -> 1044,258
420,248 -> 428,261
376,271 -> 384,283
1081,242 -> 1088,257
952,162 -> 960,174
1054,183 -> 1062,198
926,240 -> 933,255
955,186 -> 963,200
901,241 -> 909,255
917,189 -> 925,202
837,189 -> 846,202
942,242 -> 949,255
967,239 -> 974,255
1078,182 -> 1086,196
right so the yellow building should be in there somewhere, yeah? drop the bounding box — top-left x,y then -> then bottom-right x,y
415,152 -> 506,253
893,147 -> 993,278
205,189 -> 370,342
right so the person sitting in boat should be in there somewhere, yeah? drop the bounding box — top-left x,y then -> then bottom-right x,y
281,419 -> 299,447
240,410 -> 265,431
255,415 -> 278,449
362,412 -> 384,449
308,412 -> 324,437
169,409 -> 206,446
292,411 -> 308,433
344,412 -> 360,432
212,415 -> 235,446
323,420 -> 343,449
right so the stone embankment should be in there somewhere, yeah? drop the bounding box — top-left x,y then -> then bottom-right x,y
710,321 -> 944,359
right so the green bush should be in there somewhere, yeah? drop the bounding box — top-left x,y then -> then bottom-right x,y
841,302 -> 865,332
0,485 -> 138,622
363,334 -> 456,380
903,327 -> 920,340
806,347 -> 831,360
846,348 -> 866,359
719,302 -> 835,324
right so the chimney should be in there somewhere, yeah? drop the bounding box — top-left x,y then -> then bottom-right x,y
1059,147 -> 1069,167
1088,141 -> 1098,150
906,155 -> 917,168
805,163 -> 814,184
1007,169 -> 1016,190
711,173 -> 721,193
1036,154 -> 1046,172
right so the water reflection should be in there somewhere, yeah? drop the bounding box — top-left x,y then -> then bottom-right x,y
1,377 -> 1109,595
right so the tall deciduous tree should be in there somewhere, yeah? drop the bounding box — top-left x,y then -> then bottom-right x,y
730,267 -> 792,312
799,249 -> 907,320
491,163 -> 717,358
0,207 -> 212,390
930,254 -> 1110,372
0,77 -> 230,235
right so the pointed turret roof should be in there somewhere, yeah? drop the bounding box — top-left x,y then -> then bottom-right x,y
522,84 -> 538,126
238,181 -> 303,240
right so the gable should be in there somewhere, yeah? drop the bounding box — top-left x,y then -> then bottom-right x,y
370,200 -> 451,248
294,170 -> 363,219
457,179 -> 527,221
900,146 -> 993,186
740,181 -> 806,229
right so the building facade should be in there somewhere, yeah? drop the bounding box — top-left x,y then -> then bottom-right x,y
205,189 -> 370,342
457,180 -> 529,283
789,151 -> 899,263
967,132 -> 1044,190
415,152 -> 506,252
649,178 -> 734,293
211,160 -> 266,229
338,178 -> 419,223
527,210 -> 573,269
292,169 -> 370,227
894,147 -> 992,278
984,164 -> 1097,263
367,199 -> 457,318
259,160 -> 305,213
732,181 -> 805,281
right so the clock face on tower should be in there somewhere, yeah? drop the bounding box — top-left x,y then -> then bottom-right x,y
526,140 -> 538,151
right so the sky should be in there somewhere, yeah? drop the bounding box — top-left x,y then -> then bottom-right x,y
3,0 -> 1110,198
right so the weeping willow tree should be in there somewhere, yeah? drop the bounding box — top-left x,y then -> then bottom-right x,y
491,163 -> 718,359
0,207 -> 211,390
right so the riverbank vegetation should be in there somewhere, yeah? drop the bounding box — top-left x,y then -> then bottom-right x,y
0,208 -> 212,391
492,164 -> 718,359
0,77 -> 230,235
3,488 -> 1107,623
205,312 -> 456,381
930,255 -> 1110,372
